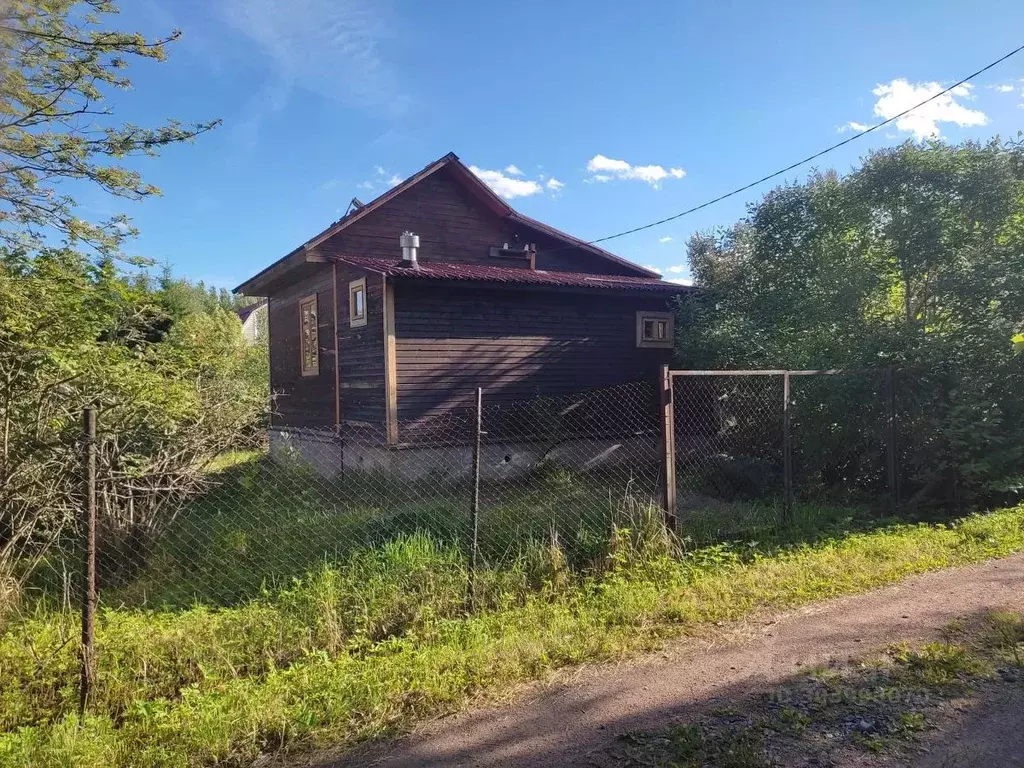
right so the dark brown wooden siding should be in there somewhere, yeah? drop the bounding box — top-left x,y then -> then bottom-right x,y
393,281 -> 673,424
335,263 -> 386,430
267,264 -> 386,431
315,166 -> 640,275
268,268 -> 336,429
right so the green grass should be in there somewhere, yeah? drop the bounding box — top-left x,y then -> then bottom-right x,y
1,494 -> 1023,767
30,453 -> 880,610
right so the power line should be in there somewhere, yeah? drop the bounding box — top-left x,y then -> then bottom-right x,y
572,42 -> 1024,248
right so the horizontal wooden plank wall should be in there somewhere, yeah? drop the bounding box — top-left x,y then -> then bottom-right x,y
268,267 -> 336,429
268,262 -> 386,433
333,262 -> 386,432
393,282 -> 673,424
313,166 -> 641,276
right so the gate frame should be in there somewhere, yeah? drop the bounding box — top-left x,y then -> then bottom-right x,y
659,366 -> 895,529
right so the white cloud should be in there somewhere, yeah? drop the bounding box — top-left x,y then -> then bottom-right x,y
861,79 -> 987,140
388,174 -> 403,187
546,177 -> 564,192
658,236 -> 673,244
375,165 -> 387,176
469,166 -> 543,199
221,0 -> 409,117
667,264 -> 686,274
667,277 -> 694,286
994,84 -> 1016,93
356,180 -> 375,190
641,264 -> 663,275
586,154 -> 686,188
845,121 -> 873,132
505,164 -> 523,176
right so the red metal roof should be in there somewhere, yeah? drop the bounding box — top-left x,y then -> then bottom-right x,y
329,255 -> 691,293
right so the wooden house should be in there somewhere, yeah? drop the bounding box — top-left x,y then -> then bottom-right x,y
235,153 -> 689,473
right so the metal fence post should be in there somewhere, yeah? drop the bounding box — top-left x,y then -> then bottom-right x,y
659,364 -> 678,533
468,388 -> 482,608
79,407 -> 97,718
884,365 -> 899,514
782,372 -> 794,526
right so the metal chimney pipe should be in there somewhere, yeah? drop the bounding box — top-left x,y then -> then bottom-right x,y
400,231 -> 419,265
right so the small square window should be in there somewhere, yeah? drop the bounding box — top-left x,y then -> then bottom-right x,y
349,277 -> 367,328
299,294 -> 319,376
636,311 -> 674,348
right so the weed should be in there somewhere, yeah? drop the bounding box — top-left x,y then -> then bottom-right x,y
891,642 -> 990,689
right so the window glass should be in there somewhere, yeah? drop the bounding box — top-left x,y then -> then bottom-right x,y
349,278 -> 368,327
636,311 -> 673,348
300,295 -> 319,375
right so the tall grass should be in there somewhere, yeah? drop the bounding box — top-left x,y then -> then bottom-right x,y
26,453 -> 878,610
2,500 -> 1023,767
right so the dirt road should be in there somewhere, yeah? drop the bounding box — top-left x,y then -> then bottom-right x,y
323,554 -> 1024,767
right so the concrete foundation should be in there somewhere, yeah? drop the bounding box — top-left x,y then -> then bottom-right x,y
268,428 -> 658,481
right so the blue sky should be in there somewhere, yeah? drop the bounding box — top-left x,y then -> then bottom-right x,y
96,0 -> 1024,288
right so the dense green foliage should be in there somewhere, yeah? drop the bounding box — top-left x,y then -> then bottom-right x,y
0,249 -> 267,607
680,138 -> 1024,510
1,503 -> 1021,767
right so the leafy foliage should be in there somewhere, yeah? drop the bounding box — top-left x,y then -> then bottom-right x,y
0,248 -> 268,608
681,139 -> 1024,510
0,0 -> 219,255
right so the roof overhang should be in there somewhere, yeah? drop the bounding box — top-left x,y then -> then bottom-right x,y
234,246 -> 327,297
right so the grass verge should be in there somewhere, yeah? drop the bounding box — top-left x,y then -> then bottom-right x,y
1,506 -> 1022,767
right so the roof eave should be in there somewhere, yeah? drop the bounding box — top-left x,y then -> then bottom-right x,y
234,246 -> 325,296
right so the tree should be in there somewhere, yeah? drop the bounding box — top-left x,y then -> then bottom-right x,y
0,0 -> 219,255
681,138 -> 1024,510
0,249 -> 268,606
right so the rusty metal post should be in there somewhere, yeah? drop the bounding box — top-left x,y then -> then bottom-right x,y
79,407 -> 97,717
782,373 -> 794,526
884,366 -> 899,514
659,364 -> 678,533
468,388 -> 482,608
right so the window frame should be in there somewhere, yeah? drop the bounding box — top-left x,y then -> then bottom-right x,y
349,277 -> 367,328
299,293 -> 320,377
635,310 -> 674,349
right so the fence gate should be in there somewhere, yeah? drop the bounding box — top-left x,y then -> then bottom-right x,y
661,366 -> 898,534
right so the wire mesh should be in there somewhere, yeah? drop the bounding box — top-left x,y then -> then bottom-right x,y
20,372 -> 899,612
23,381 -> 659,609
672,374 -> 785,539
670,370 -> 893,541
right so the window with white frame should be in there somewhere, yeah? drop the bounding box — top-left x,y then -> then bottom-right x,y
349,277 -> 367,327
636,311 -> 673,348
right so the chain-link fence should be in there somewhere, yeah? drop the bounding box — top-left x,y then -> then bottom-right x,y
669,369 -> 896,542
46,381 -> 664,611
19,370 -> 900,708
33,371 -> 901,609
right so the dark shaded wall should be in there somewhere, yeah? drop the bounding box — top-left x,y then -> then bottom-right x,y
314,166 -> 641,275
267,263 -> 385,430
393,281 -> 674,424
